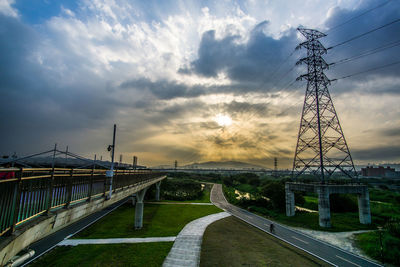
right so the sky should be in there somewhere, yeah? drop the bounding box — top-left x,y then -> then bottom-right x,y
0,0 -> 399,168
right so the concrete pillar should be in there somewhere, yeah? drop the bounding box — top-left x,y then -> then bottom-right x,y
358,188 -> 371,224
131,194 -> 136,206
285,183 -> 295,216
317,185 -> 331,228
155,181 -> 161,201
135,187 -> 148,229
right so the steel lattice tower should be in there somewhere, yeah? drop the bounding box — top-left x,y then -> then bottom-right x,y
292,28 -> 356,182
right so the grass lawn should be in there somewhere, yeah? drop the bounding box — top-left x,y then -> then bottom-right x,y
271,211 -> 375,232
74,202 -> 221,238
355,231 -> 400,266
200,216 -> 331,267
29,242 -> 173,267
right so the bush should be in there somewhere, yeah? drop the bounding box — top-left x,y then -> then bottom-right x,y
261,182 -> 285,212
161,179 -> 203,201
294,192 -> 305,206
222,177 -> 233,187
387,219 -> 400,238
329,194 -> 358,213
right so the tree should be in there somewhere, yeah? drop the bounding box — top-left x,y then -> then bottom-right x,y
261,182 -> 285,211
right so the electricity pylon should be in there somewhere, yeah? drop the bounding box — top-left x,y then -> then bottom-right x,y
292,27 -> 356,182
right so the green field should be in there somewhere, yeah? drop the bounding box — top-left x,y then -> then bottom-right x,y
29,243 -> 173,267
355,230 -> 400,266
74,202 -> 221,238
272,211 -> 374,232
200,216 -> 330,267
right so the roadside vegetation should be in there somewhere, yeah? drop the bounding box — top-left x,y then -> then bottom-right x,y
159,178 -> 212,203
200,216 -> 330,267
355,219 -> 400,266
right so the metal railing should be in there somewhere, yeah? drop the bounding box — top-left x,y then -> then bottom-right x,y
0,168 -> 164,237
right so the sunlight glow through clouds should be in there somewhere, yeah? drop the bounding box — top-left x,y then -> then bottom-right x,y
215,114 -> 233,127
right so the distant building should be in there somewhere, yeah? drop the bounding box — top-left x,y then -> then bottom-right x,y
361,166 -> 398,178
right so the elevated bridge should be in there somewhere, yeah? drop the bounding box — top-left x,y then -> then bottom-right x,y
0,168 -> 166,265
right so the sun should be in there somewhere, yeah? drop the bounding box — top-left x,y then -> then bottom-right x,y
215,114 -> 232,127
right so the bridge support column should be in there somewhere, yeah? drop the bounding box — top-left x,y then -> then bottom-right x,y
285,184 -> 295,216
155,181 -> 161,201
135,187 -> 148,229
317,186 -> 331,228
131,194 -> 136,206
358,188 -> 371,224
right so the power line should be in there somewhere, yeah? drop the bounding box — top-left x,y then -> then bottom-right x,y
326,0 -> 393,33
332,60 -> 400,81
329,39 -> 400,66
328,17 -> 400,49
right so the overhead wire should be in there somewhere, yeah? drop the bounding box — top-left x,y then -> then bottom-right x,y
183,3 -> 400,165
327,17 -> 400,49
329,39 -> 400,67
326,0 -> 393,33
332,60 -> 400,81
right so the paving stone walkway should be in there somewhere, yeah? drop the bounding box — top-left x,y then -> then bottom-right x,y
58,237 -> 176,246
162,212 -> 230,267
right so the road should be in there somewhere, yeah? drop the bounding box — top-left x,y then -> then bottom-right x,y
211,184 -> 381,267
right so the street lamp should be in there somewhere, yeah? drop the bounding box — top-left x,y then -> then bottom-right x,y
106,124 -> 116,199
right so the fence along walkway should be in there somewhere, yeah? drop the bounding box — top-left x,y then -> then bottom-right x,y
0,168 -> 163,237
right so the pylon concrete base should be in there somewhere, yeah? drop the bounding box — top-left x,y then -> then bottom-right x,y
285,182 -> 371,228
135,187 -> 148,229
155,181 -> 162,201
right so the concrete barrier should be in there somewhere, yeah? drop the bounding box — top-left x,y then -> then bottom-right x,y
0,176 -> 166,266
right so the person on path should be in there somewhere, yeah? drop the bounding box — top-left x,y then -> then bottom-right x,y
270,223 -> 275,234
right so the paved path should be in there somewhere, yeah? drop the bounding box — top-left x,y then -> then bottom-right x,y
211,184 -> 381,267
162,212 -> 230,267
59,237 -> 176,246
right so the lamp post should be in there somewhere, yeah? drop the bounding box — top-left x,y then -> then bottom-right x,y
106,124 -> 116,199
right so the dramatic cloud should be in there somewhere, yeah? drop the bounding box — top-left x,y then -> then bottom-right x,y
0,0 -> 399,168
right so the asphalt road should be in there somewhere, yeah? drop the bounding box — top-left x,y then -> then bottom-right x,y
210,184 -> 382,267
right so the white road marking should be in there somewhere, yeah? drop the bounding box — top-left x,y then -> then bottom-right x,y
336,255 -> 362,267
291,236 -> 309,244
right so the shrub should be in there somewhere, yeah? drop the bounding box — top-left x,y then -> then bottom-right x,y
161,179 -> 203,201
261,182 -> 285,212
329,194 -> 358,212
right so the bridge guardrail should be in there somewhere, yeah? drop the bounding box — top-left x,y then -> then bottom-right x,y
0,168 -> 163,237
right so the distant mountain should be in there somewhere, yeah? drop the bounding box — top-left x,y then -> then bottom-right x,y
182,161 -> 269,170
151,164 -> 174,169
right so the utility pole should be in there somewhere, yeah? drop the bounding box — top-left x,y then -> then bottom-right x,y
273,157 -> 278,178
107,124 -> 116,199
174,160 -> 178,171
64,146 -> 68,168
292,27 -> 356,182
133,156 -> 138,170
